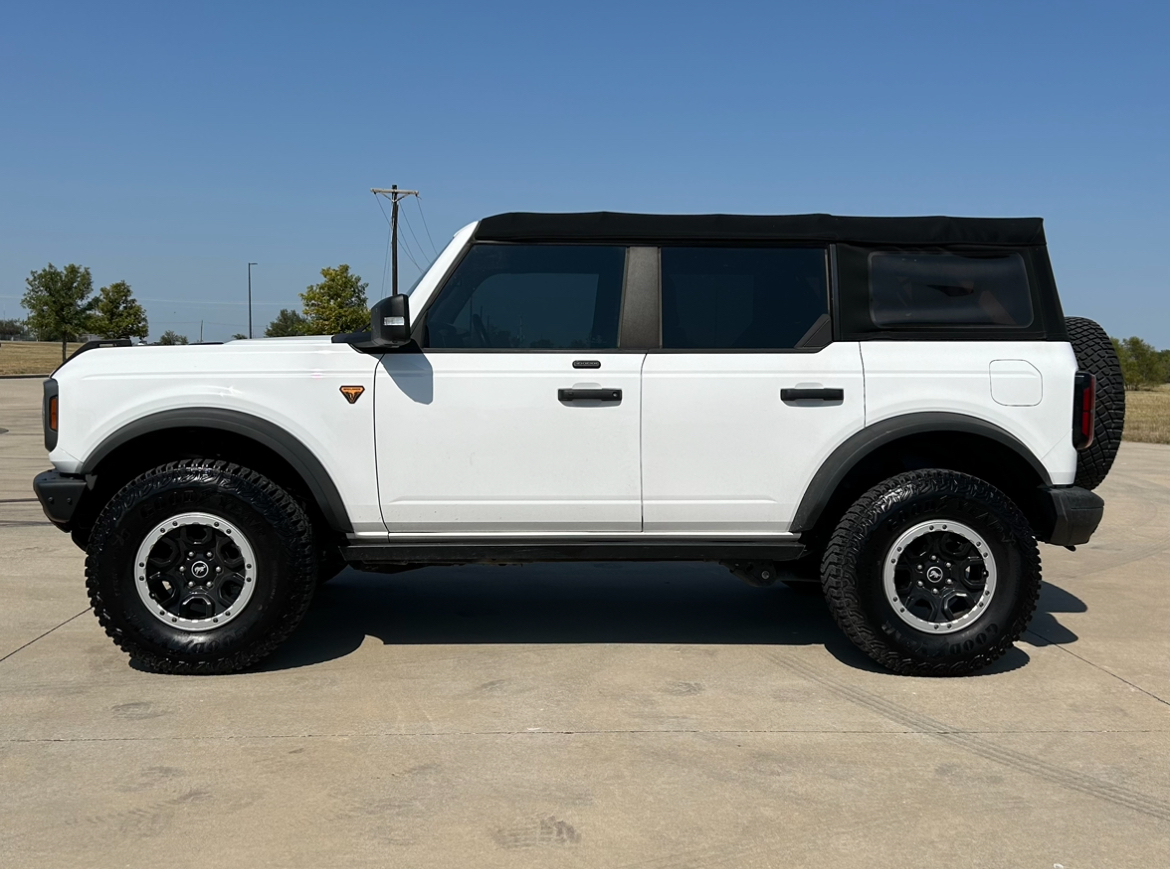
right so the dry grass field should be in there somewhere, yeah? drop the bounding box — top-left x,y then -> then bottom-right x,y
1123,385 -> 1170,444
0,342 -> 83,376
3,340 -> 1168,443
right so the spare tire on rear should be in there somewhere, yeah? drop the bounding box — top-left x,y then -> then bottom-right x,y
1065,316 -> 1125,489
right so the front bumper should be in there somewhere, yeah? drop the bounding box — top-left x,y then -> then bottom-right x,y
1035,485 -> 1104,546
33,469 -> 88,529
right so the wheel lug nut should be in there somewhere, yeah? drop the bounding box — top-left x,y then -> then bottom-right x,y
917,580 -> 923,587
931,588 -> 939,595
917,564 -> 923,570
206,552 -> 213,558
945,579 -> 952,585
216,566 -> 222,573
179,566 -> 185,573
187,581 -> 194,587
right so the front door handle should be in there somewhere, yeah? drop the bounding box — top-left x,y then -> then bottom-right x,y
781,388 -> 844,402
558,388 -> 622,402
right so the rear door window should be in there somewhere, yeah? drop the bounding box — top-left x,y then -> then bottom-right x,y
424,244 -> 625,349
868,251 -> 1033,328
660,247 -> 828,350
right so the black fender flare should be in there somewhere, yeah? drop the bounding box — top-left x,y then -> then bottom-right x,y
81,408 -> 354,533
790,412 -> 1053,533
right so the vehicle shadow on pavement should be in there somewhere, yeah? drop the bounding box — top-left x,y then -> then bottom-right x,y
259,564 -> 1083,676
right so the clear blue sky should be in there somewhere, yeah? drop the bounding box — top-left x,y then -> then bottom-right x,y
1,1 -> 1166,345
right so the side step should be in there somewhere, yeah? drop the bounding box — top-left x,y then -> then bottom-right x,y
341,537 -> 806,566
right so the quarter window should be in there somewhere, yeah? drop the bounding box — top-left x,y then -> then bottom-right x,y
660,247 -> 828,350
868,251 -> 1033,328
425,245 -> 625,349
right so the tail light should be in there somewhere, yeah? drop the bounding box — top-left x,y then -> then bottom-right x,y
1072,371 -> 1095,450
43,378 -> 59,451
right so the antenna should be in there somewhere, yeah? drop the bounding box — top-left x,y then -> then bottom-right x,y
371,186 -> 420,295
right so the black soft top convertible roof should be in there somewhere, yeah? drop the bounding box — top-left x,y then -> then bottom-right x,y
474,212 -> 1046,247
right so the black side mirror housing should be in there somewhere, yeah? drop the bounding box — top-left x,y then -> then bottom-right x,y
370,294 -> 411,347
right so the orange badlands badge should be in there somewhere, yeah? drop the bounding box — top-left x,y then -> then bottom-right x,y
339,385 -> 365,405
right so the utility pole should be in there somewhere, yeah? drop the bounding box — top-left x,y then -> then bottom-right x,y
247,262 -> 257,338
371,186 -> 419,295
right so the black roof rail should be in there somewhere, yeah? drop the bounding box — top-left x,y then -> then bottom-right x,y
67,338 -> 133,361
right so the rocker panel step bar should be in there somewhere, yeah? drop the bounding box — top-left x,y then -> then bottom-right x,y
341,537 -> 806,565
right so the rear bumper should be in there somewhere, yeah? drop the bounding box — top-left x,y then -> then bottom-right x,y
32,469 -> 88,530
1035,485 -> 1104,546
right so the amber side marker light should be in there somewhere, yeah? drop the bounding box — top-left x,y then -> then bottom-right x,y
49,395 -> 59,431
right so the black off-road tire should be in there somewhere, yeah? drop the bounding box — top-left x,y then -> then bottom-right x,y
85,460 -> 317,674
1065,316 -> 1125,489
821,470 -> 1041,676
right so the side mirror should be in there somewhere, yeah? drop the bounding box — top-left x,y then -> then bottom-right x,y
370,294 -> 411,347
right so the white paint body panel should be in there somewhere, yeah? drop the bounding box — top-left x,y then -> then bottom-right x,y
641,344 -> 866,533
375,353 -> 645,532
49,338 -> 385,533
989,359 -> 1043,406
861,342 -> 1078,485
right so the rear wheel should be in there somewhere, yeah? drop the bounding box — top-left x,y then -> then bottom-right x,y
85,460 -> 318,674
821,470 -> 1041,676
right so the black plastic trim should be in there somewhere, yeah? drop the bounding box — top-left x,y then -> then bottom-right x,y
791,412 -> 1053,532
42,378 -> 58,452
1034,485 -> 1103,546
558,388 -> 622,402
342,537 -> 806,565
32,469 -> 88,527
618,246 -> 660,349
67,338 -> 133,361
782,387 -> 843,402
80,409 -> 354,533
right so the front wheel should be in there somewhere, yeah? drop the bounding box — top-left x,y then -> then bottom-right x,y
821,470 -> 1041,676
85,460 -> 318,674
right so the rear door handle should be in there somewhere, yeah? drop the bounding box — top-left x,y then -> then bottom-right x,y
558,388 -> 622,402
781,388 -> 844,402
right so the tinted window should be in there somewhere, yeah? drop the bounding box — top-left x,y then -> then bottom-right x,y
868,251 -> 1033,327
425,245 -> 625,349
661,247 -> 828,349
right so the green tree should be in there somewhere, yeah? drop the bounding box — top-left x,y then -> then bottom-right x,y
265,308 -> 312,337
90,281 -> 149,339
1114,336 -> 1170,389
231,333 -> 248,341
300,264 -> 369,334
0,318 -> 28,340
158,330 -> 188,345
21,263 -> 96,361
1111,337 -> 1136,387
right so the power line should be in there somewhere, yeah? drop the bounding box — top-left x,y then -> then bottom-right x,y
398,208 -> 424,271
400,204 -> 427,267
415,196 -> 439,258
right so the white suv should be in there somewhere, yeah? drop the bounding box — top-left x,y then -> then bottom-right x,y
33,212 -> 1124,676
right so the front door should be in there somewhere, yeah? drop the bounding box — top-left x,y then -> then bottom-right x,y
640,245 -> 866,534
375,243 -> 644,534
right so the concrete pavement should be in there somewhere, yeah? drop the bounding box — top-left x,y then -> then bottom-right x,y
1,377 -> 1167,868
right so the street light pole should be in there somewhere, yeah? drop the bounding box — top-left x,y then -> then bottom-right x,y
247,262 -> 257,338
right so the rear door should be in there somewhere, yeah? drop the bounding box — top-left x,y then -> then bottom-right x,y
641,246 -> 866,534
375,243 -> 645,533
